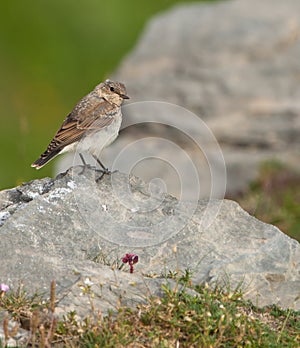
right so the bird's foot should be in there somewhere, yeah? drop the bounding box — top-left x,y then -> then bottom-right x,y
78,163 -> 94,175
96,168 -> 111,182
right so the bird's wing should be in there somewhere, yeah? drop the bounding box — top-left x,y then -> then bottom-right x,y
46,99 -> 116,150
32,94 -> 120,169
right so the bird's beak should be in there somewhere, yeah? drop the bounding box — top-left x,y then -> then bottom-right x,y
121,94 -> 130,99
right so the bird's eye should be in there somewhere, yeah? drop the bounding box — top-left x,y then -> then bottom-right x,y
110,86 -> 115,92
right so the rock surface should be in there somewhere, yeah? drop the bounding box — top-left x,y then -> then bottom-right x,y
0,167 -> 299,321
57,0 -> 300,199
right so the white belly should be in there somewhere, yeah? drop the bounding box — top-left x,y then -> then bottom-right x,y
63,112 -> 122,157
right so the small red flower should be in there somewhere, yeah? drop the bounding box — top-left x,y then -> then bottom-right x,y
122,253 -> 139,273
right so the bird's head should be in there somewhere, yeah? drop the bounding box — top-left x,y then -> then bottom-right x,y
97,79 -> 129,106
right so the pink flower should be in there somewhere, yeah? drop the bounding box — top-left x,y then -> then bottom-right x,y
0,284 -> 9,292
122,254 -> 139,273
0,283 -> 9,297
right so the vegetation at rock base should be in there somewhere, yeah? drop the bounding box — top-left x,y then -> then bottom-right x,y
0,274 -> 299,347
230,160 -> 300,242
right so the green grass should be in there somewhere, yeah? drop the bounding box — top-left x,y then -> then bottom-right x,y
0,275 -> 299,347
231,160 -> 300,242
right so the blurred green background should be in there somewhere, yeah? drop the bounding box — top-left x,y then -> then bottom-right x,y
0,0 -> 205,190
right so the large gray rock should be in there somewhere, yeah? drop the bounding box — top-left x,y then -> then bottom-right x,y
0,167 -> 299,320
57,0 -> 300,199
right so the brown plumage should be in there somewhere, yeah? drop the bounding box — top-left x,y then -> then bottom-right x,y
31,80 -> 129,169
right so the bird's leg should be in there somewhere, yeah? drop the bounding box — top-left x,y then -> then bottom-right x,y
92,155 -> 110,174
92,155 -> 111,182
78,153 -> 89,175
79,153 -> 87,166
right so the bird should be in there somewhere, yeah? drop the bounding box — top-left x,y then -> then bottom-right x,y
31,79 -> 129,173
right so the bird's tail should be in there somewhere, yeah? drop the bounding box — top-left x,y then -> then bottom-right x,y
31,148 -> 61,169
